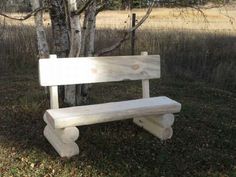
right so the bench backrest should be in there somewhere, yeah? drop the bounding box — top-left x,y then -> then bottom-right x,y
38,52 -> 160,109
39,55 -> 160,86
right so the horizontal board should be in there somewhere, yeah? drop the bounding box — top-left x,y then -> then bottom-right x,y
44,96 -> 181,129
39,55 -> 160,86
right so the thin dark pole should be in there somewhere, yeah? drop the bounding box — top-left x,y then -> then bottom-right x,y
131,13 -> 136,55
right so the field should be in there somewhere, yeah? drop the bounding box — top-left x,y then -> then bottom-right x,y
0,6 -> 236,177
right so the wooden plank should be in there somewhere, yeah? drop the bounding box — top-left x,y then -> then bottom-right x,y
39,55 -> 160,86
44,96 -> 181,129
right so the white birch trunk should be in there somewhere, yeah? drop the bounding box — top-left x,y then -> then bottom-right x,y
65,0 -> 82,105
30,0 -> 49,58
86,1 -> 96,56
68,0 -> 82,57
76,1 -> 97,105
81,1 -> 96,56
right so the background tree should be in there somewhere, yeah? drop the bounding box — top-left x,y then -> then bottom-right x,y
0,0 -> 228,105
6,0 -> 154,105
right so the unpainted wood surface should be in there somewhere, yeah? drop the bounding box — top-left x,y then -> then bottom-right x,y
44,125 -> 79,158
134,118 -> 173,140
44,96 -> 181,129
136,114 -> 175,128
39,55 -> 160,86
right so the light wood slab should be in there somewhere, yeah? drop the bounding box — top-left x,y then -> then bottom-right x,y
134,118 -> 173,140
39,55 -> 160,86
44,96 -> 181,129
44,125 -> 79,158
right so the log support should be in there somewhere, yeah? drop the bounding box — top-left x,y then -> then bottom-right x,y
133,114 -> 175,140
43,114 -> 79,157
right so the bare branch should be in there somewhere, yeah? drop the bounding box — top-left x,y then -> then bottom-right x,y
190,6 -> 208,23
96,1 -> 155,56
71,0 -> 93,16
96,33 -> 130,56
174,3 -> 226,24
95,1 -> 112,15
0,6 -> 47,21
95,3 -> 106,15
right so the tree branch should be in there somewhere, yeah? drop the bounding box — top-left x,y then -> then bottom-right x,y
95,3 -> 106,15
71,0 -> 93,16
96,1 -> 155,56
95,1 -> 112,16
174,3 -> 226,24
0,6 -> 47,21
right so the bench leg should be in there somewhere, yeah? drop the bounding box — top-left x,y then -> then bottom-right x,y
43,120 -> 80,158
133,114 -> 174,140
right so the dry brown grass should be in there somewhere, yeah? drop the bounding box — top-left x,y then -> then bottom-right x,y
96,7 -> 236,32
3,6 -> 236,32
0,7 -> 235,90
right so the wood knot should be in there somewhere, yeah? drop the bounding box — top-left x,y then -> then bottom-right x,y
91,68 -> 97,74
132,64 -> 140,70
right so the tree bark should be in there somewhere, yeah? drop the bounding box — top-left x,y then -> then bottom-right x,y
76,1 -> 96,105
81,1 -> 96,57
49,0 -> 70,104
84,1 -> 96,56
49,0 -> 70,57
65,0 -> 82,105
30,0 -> 49,58
68,0 -> 82,57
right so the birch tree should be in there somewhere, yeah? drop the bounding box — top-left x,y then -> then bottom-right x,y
0,0 -> 155,105
47,0 -> 155,106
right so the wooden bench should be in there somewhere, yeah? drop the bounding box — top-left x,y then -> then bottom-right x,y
39,52 -> 181,158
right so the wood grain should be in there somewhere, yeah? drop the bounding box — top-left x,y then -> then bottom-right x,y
44,96 -> 181,129
134,118 -> 173,140
44,125 -> 79,157
39,55 -> 160,86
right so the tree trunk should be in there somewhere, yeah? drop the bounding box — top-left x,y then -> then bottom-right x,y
49,0 -> 70,58
49,0 -> 72,105
68,0 -> 81,57
84,1 -> 96,56
30,0 -> 49,58
81,1 -> 96,57
76,1 -> 96,105
65,0 -> 82,105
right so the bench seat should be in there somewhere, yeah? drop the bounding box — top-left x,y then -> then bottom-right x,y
44,96 -> 181,129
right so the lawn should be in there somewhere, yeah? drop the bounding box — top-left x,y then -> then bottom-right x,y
0,71 -> 235,177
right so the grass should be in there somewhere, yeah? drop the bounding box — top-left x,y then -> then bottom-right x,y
0,72 -> 235,177
0,6 -> 236,177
